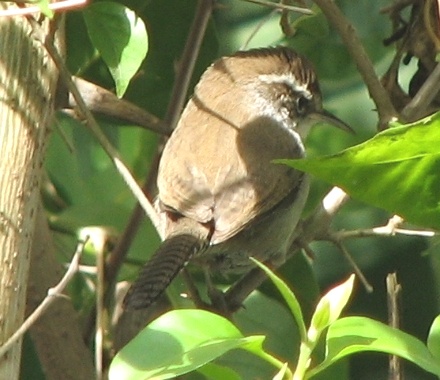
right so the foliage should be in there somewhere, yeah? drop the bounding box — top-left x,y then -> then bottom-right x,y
279,113 -> 440,230
82,2 -> 148,98
110,265 -> 440,379
17,0 -> 440,379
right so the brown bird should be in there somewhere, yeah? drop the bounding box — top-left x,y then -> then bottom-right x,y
124,47 -> 350,310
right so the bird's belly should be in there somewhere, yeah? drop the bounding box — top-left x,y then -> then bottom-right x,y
191,175 -> 310,273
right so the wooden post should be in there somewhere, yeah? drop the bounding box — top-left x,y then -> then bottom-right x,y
0,9 -> 58,379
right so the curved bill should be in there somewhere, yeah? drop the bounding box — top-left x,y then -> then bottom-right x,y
310,110 -> 354,134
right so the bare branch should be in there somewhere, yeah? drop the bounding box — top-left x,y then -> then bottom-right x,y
43,27 -> 163,238
332,215 -> 436,240
302,187 -> 350,241
401,62 -> 440,122
330,238 -> 373,293
67,77 -> 170,135
240,0 -> 313,15
0,0 -> 86,17
387,273 -> 403,380
164,0 -> 214,129
312,0 -> 398,128
0,238 -> 86,359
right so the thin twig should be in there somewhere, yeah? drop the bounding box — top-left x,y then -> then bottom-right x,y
312,0 -> 398,128
241,8 -> 278,50
92,0 -> 215,335
68,77 -> 170,135
330,239 -> 373,293
0,0 -> 86,17
400,62 -> 440,122
333,215 -> 436,240
0,238 -> 87,358
224,186 -> 351,310
164,0 -> 214,129
78,228 -> 109,380
240,0 -> 313,15
301,186 -> 350,242
387,273 -> 402,380
111,0 -> 214,283
43,26 -> 163,238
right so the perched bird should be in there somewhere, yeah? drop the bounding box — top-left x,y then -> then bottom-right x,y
124,47 -> 350,310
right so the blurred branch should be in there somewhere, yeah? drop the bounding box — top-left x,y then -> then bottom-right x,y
164,0 -> 214,129
27,205 -> 95,380
225,187 -> 351,309
43,22 -> 163,238
99,0 -> 216,342
401,62 -> 440,121
387,273 -> 403,380
94,231 -> 106,380
0,0 -> 86,17
65,77 -> 170,135
329,238 -> 373,293
240,0 -> 313,14
302,187 -> 350,241
242,9 -> 278,49
108,0 -> 215,288
224,187 -> 435,308
331,215 -> 436,240
312,0 -> 398,128
0,237 -> 86,359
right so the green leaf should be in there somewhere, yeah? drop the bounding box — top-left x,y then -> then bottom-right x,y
36,0 -> 53,18
197,362 -> 242,380
428,315 -> 440,360
280,112 -> 440,229
83,2 -> 148,97
250,258 -> 307,342
109,309 -> 263,380
307,316 -> 440,378
308,275 -> 355,343
273,362 -> 289,380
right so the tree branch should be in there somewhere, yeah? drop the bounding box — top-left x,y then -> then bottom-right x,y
0,237 -> 86,359
26,206 -> 95,380
401,62 -> 440,122
312,0 -> 398,128
164,0 -> 214,129
66,77 -> 170,135
42,25 -> 163,238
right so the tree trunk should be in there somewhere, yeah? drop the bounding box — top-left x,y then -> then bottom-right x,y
0,9 -> 58,379
26,205 -> 95,380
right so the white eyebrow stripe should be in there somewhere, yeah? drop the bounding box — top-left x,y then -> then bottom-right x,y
258,73 -> 312,98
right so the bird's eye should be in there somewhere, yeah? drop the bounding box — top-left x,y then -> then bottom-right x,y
296,96 -> 311,116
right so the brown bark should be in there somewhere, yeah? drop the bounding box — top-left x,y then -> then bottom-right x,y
0,8 -> 57,379
26,205 -> 95,380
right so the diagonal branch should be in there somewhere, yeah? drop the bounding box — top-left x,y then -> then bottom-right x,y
312,0 -> 398,128
0,238 -> 86,359
42,25 -> 163,238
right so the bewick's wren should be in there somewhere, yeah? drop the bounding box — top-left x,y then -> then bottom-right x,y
124,47 -> 350,309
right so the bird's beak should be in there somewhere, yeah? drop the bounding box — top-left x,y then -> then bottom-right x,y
310,110 -> 354,134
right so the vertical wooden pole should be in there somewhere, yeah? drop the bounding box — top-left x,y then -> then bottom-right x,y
0,9 -> 58,379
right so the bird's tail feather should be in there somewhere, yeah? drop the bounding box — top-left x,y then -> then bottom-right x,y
123,233 -> 204,309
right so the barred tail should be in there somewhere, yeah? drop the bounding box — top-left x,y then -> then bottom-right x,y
123,234 -> 203,309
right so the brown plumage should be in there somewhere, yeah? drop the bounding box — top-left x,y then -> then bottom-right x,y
124,47 -> 345,310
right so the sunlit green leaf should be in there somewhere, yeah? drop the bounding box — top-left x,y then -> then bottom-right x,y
273,362 -> 289,380
308,275 -> 355,343
197,362 -> 242,380
109,309 -> 263,380
280,113 -> 440,229
307,316 -> 440,378
250,258 -> 307,342
83,2 -> 148,97
427,314 -> 440,360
